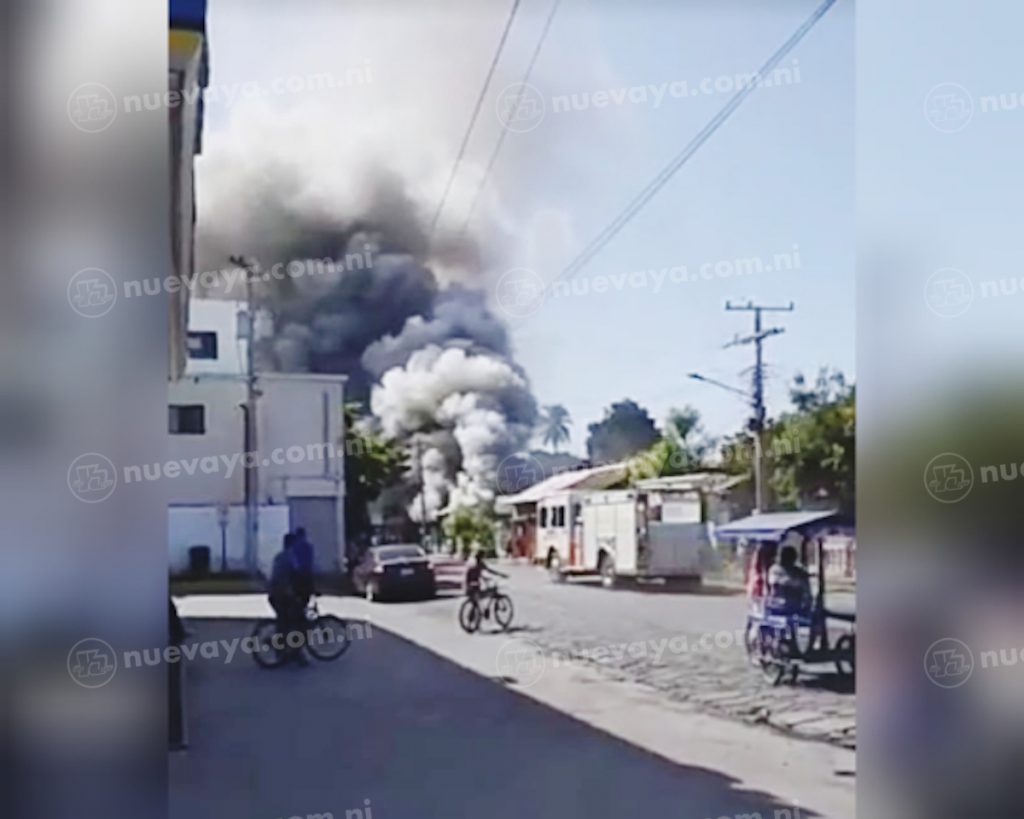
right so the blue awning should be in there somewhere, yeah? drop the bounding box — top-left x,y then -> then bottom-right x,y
170,0 -> 207,33
714,510 -> 840,541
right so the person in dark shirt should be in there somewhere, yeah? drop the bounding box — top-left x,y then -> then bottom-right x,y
465,552 -> 507,602
291,526 -> 315,606
767,544 -> 812,614
269,533 -> 307,665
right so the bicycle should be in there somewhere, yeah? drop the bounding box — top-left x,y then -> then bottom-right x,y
458,584 -> 514,634
251,596 -> 353,668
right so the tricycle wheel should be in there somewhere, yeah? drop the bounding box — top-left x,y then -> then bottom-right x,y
834,633 -> 855,677
757,625 -> 798,686
759,657 -> 788,686
744,621 -> 761,667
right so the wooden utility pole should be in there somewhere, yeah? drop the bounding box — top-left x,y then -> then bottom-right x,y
723,300 -> 795,512
414,437 -> 430,551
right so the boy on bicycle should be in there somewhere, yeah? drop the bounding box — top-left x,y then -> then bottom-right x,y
465,551 -> 507,601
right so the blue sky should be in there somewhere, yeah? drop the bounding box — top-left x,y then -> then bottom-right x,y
500,0 -> 854,453
200,0 -> 854,456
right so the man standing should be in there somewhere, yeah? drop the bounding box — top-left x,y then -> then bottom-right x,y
269,533 -> 307,665
292,526 -> 316,607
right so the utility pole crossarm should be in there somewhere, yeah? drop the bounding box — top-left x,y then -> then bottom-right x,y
721,300 -> 796,513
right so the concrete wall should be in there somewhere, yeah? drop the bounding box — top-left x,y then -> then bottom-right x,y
166,370 -> 347,571
184,299 -> 275,377
169,504 -> 289,576
166,372 -> 345,504
185,299 -> 246,376
168,29 -> 206,380
167,375 -> 247,504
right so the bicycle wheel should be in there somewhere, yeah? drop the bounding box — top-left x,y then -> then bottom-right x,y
458,599 -> 481,633
306,615 -> 352,661
251,620 -> 289,669
493,594 -> 514,631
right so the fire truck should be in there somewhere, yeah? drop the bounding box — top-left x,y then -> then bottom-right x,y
538,486 -> 713,587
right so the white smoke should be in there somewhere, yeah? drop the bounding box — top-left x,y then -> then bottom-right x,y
371,345 -> 535,519
408,446 -> 449,525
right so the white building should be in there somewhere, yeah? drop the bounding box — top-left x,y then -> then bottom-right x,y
168,299 -> 347,575
169,19 -> 209,379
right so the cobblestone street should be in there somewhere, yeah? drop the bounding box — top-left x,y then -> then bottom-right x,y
454,563 -> 857,748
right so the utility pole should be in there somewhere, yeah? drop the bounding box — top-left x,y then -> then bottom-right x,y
723,300 -> 795,513
414,436 -> 429,551
230,255 -> 261,572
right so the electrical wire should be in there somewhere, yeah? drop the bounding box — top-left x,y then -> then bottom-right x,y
553,0 -> 839,287
428,0 -> 524,237
457,0 -> 563,237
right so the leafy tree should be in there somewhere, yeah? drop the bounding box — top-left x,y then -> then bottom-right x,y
343,402 -> 406,552
766,369 -> 855,513
539,404 -> 572,453
628,406 -> 710,480
443,506 -> 496,558
666,405 -> 710,461
586,399 -> 660,464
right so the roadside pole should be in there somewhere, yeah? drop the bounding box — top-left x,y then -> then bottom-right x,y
723,300 -> 794,513
415,437 -> 429,551
231,255 -> 261,572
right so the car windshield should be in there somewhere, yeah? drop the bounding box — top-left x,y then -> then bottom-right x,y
375,546 -> 424,562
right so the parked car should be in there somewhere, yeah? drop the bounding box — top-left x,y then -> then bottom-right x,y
352,544 -> 436,601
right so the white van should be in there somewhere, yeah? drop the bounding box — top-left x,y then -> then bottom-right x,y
544,488 -> 711,586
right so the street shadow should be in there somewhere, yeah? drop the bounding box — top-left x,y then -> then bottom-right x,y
490,624 -> 544,635
796,671 -> 856,695
172,619 -> 828,819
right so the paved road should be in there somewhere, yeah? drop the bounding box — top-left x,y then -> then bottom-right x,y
410,563 -> 856,748
171,619 -> 816,819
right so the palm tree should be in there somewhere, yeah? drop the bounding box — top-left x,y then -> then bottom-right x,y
540,404 -> 572,453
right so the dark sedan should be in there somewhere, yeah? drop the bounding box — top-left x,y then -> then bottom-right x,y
352,544 -> 436,601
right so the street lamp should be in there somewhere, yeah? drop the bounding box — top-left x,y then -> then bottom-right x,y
687,372 -> 765,513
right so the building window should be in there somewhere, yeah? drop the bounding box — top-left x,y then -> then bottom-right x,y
555,506 -> 566,528
169,404 -> 205,434
539,507 -> 548,528
186,331 -> 218,360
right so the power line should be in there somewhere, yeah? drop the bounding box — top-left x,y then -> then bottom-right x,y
553,0 -> 838,286
457,0 -> 563,237
428,0 -> 524,237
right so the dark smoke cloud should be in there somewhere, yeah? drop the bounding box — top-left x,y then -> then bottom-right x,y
197,160 -> 537,518
361,286 -> 509,378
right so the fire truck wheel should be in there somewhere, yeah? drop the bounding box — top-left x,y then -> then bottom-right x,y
599,553 -> 616,588
547,551 -> 565,582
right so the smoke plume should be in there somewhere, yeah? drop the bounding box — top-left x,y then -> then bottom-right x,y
195,95 -> 537,520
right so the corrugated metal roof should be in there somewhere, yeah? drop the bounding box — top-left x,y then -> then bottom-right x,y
714,510 -> 839,541
496,462 -> 627,506
635,472 -> 747,493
